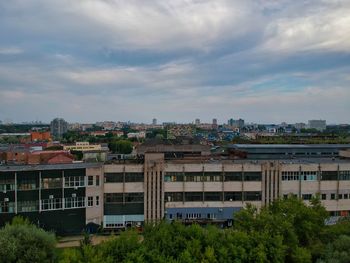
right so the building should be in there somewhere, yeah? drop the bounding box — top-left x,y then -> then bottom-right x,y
63,142 -> 102,152
294,123 -> 306,130
0,163 -> 103,234
50,118 -> 68,138
2,144 -> 350,233
308,120 -> 326,131
152,118 -> 157,125
228,118 -> 245,128
195,119 -> 200,125
30,131 -> 51,142
212,118 -> 218,130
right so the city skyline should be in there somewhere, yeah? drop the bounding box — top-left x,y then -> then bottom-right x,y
0,0 -> 350,123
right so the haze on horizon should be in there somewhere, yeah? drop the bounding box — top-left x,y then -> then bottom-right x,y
0,0 -> 349,124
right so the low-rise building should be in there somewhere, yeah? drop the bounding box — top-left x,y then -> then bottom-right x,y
63,142 -> 102,152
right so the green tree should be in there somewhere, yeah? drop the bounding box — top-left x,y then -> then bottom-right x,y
0,216 -> 56,263
108,140 -> 133,154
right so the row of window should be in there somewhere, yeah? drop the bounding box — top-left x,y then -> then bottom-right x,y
164,172 -> 262,182
104,173 -> 144,183
165,191 -> 262,202
282,171 -> 350,181
0,196 -> 100,213
104,193 -> 144,203
169,213 -> 218,220
283,193 -> 350,201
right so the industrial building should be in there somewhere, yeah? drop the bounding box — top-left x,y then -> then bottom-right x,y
1,144 -> 350,234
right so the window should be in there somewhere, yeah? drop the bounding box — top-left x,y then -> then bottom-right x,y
321,171 -> 338,181
18,178 -> 37,190
96,175 -> 100,186
41,178 -> 62,189
344,194 -> 349,199
18,201 -> 38,212
204,192 -> 222,201
321,194 -> 327,200
185,192 -> 203,202
96,196 -> 100,206
124,193 -> 143,203
339,171 -> 350,180
224,172 -> 242,181
104,173 -> 123,183
125,173 -> 143,182
244,172 -> 262,181
224,192 -> 242,201
88,176 -> 94,186
64,176 -> 85,188
185,172 -> 203,182
105,193 -> 123,203
0,201 -> 15,213
331,193 -> 336,200
203,172 -> 222,182
281,171 -> 300,181
65,197 -> 85,208
165,192 -> 183,202
41,198 -> 62,210
302,194 -> 312,200
0,179 -> 15,192
164,172 -> 183,182
243,191 -> 261,201
87,196 -> 93,207
338,194 -> 343,200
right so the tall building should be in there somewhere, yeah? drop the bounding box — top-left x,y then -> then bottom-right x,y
212,118 -> 218,130
50,118 -> 68,138
152,118 -> 157,125
308,120 -> 326,131
228,118 -> 245,128
195,119 -> 200,125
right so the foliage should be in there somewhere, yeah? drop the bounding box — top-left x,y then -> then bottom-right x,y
0,216 -> 56,263
108,140 -> 133,154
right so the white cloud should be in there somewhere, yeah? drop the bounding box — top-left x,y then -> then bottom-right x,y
0,47 -> 23,55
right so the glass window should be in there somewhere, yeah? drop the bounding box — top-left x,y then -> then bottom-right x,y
96,175 -> 100,186
125,173 -> 143,182
204,192 -> 222,201
104,193 -> 123,203
224,172 -> 242,181
41,178 -> 62,189
243,191 -> 261,201
0,179 -> 15,192
64,176 -> 85,188
18,178 -> 37,190
224,192 -> 242,201
203,172 -> 222,182
321,171 -> 338,181
65,197 -> 85,208
88,176 -> 94,186
302,194 -> 312,200
165,192 -> 183,202
164,172 -> 183,182
185,172 -> 203,182
124,193 -> 143,203
87,196 -> 93,207
17,200 -> 39,212
0,201 -> 15,213
184,192 -> 203,202
331,193 -> 336,200
321,194 -> 327,200
41,198 -> 62,210
244,172 -> 262,181
96,196 -> 100,206
104,173 -> 123,183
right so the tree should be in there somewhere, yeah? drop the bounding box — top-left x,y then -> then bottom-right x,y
0,216 -> 56,263
108,140 -> 133,154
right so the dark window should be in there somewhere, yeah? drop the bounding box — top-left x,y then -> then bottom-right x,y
331,193 -> 336,200
185,192 -> 203,202
125,173 -> 144,182
224,192 -> 242,201
243,191 -> 261,201
204,192 -> 222,201
321,194 -> 327,200
185,172 -> 203,182
321,171 -> 338,181
203,172 -> 222,182
124,193 -> 143,203
224,172 -> 242,181
105,173 -> 123,183
164,172 -> 184,182
96,175 -> 100,186
105,193 -> 123,203
165,192 -> 183,202
88,176 -> 94,186
244,172 -> 262,181
302,194 -> 312,200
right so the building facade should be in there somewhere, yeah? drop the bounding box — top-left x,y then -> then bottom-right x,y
50,118 -> 68,138
2,152 -> 350,233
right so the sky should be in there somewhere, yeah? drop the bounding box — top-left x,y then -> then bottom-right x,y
0,0 -> 349,124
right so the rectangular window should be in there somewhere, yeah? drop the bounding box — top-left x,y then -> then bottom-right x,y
125,173 -> 143,182
339,171 -> 350,180
165,192 -> 183,202
164,172 -> 183,182
88,176 -> 94,186
184,192 -> 203,202
302,194 -> 312,200
224,192 -> 242,201
0,201 -> 15,213
96,196 -> 99,206
95,175 -> 100,186
64,197 -> 85,208
244,172 -> 262,181
41,178 -> 62,189
0,179 -> 15,192
124,193 -> 143,203
105,193 -> 123,203
321,194 -> 327,200
243,191 -> 261,201
64,176 -> 85,188
18,178 -> 37,190
17,200 -> 39,212
41,198 -> 62,210
321,171 -> 338,181
344,194 -> 349,199
331,193 -> 336,200
87,196 -> 93,207
104,173 -> 123,183
224,172 -> 242,181
203,172 -> 222,182
204,192 -> 222,201
185,172 -> 203,182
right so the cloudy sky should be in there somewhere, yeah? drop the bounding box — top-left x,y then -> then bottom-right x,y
0,0 -> 349,124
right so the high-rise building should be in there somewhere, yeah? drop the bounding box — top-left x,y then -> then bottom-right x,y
308,120 -> 326,131
50,118 -> 68,138
228,118 -> 245,128
152,118 -> 157,125
195,119 -> 200,125
212,118 -> 218,129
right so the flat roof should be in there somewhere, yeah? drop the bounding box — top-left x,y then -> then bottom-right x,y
229,144 -> 350,149
0,162 -> 102,172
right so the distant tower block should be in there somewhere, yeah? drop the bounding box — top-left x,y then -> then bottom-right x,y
195,119 -> 200,125
212,118 -> 218,129
152,118 -> 157,125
